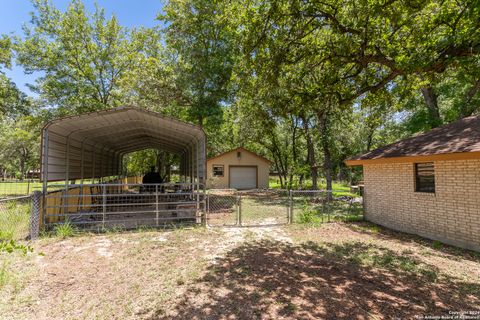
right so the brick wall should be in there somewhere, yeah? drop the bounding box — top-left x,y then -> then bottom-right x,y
363,159 -> 480,252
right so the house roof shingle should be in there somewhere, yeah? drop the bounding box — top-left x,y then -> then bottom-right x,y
347,115 -> 480,163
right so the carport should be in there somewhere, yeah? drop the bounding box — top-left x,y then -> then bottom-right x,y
40,106 -> 206,229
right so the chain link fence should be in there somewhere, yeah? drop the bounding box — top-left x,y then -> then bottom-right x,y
0,179 -> 42,199
0,195 -> 32,241
0,188 -> 364,240
238,189 -> 290,226
291,190 -> 364,223
206,189 -> 363,227
206,189 -> 238,226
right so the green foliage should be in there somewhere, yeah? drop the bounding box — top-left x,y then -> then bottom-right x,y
0,115 -> 40,179
17,0 -> 159,114
0,239 -> 33,255
432,241 -> 443,250
297,204 -> 319,224
0,35 -> 12,68
0,201 -> 30,241
0,74 -> 29,119
54,221 -> 76,239
159,0 -> 237,127
1,0 -> 478,190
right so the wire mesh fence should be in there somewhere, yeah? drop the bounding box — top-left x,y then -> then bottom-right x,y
291,190 -> 364,223
238,189 -> 290,226
0,185 -> 363,241
206,189 -> 238,226
0,179 -> 42,199
0,195 -> 32,241
42,183 -> 205,231
206,189 -> 363,227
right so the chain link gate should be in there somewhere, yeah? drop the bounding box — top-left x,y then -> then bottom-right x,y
207,189 -> 290,227
237,189 -> 290,226
206,189 -> 239,226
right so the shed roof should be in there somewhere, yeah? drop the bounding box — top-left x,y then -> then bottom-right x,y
207,147 -> 273,164
346,114 -> 480,165
41,106 -> 206,182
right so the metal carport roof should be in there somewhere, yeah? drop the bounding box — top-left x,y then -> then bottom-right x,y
40,106 -> 206,184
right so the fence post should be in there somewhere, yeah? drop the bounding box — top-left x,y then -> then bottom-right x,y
30,191 -> 41,240
155,184 -> 159,226
289,190 -> 293,223
237,193 -> 242,226
201,193 -> 207,227
205,193 -> 210,226
102,185 -> 106,228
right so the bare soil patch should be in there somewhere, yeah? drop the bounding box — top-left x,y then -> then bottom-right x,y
1,222 -> 479,319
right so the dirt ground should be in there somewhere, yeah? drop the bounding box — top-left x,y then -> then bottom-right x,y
1,222 -> 479,319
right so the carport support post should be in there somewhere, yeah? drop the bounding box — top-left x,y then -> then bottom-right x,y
102,184 -> 106,228
42,128 -> 49,227
64,136 -> 70,217
79,140 -> 85,209
196,140 -> 201,224
155,184 -> 159,226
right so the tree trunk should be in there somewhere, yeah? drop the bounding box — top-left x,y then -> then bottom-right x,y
290,116 -> 298,189
420,85 -> 441,127
301,115 -> 318,189
317,110 -> 333,199
273,160 -> 284,189
460,78 -> 480,118
20,159 -> 25,181
270,134 -> 288,189
365,122 -> 376,152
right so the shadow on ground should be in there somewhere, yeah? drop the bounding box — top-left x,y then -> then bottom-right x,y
149,239 -> 479,319
344,221 -> 480,262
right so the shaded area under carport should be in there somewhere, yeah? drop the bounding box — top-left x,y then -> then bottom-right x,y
39,106 -> 206,229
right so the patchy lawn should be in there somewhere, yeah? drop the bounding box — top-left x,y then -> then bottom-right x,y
1,223 -> 479,319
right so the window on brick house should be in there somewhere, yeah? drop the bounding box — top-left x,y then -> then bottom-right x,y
415,162 -> 435,193
212,165 -> 224,177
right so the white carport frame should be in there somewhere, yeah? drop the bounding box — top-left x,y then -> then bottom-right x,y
40,106 -> 206,190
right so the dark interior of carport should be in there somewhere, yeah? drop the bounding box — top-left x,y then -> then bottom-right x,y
40,106 -> 206,229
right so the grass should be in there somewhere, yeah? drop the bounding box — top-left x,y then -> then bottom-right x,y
53,221 -> 76,239
0,181 -> 42,198
207,189 -> 364,226
0,179 -> 99,198
1,223 -> 479,319
306,240 -> 440,282
269,177 -> 358,194
240,195 -> 289,225
0,201 -> 30,241
293,198 -> 364,225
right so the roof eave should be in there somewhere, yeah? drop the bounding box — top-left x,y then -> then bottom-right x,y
345,151 -> 480,166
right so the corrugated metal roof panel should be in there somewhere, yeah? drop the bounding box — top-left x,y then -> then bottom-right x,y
41,106 -> 206,183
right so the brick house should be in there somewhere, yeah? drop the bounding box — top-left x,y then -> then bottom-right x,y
345,115 -> 480,251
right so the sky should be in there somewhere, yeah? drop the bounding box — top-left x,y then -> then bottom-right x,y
0,0 -> 164,95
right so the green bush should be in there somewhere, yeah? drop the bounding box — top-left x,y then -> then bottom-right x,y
54,221 -> 76,239
297,202 -> 321,224
0,239 -> 33,255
